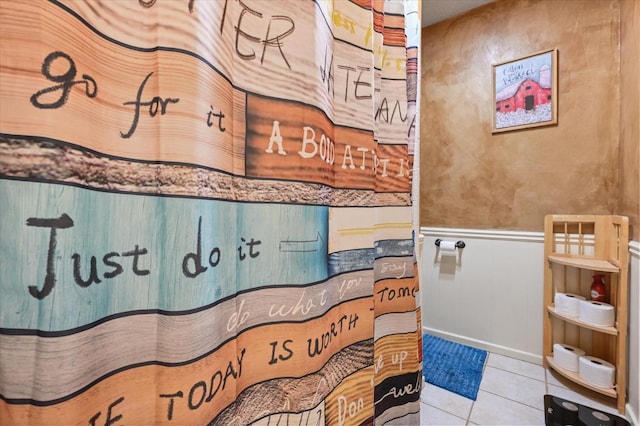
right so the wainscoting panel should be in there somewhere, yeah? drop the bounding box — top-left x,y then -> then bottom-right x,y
419,227 -> 545,364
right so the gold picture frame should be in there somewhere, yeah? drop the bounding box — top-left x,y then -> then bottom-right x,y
492,49 -> 558,133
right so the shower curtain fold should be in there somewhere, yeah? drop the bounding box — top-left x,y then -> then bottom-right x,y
0,0 -> 421,424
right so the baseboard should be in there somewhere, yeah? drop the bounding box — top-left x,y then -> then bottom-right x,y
423,326 -> 543,365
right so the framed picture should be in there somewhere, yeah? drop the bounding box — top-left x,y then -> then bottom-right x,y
492,49 -> 558,133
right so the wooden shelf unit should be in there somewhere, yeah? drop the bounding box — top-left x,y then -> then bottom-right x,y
543,215 -> 629,414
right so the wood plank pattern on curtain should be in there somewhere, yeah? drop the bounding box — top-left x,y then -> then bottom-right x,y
0,0 -> 421,424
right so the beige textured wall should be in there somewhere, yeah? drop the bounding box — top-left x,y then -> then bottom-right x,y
420,0 -> 634,233
619,0 -> 640,240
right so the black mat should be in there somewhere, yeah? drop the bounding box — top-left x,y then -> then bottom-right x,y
544,395 -> 630,426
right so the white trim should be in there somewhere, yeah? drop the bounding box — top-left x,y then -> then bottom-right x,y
420,226 -> 543,243
423,326 -> 543,365
627,403 -> 639,426
422,228 -> 639,255
630,240 -> 639,426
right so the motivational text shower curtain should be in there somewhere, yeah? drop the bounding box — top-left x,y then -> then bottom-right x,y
0,0 -> 421,424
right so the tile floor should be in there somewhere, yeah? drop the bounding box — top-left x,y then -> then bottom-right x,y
418,351 -> 631,425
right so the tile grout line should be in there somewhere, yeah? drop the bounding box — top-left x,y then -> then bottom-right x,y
466,350 -> 492,424
480,388 -> 546,412
466,400 -> 475,425
487,365 -> 546,381
420,400 -> 470,423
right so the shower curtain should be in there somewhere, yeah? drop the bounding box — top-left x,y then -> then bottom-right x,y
0,0 -> 421,424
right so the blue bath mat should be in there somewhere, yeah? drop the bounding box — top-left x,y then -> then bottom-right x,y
422,334 -> 487,400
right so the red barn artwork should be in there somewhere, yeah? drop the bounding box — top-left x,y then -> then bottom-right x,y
495,65 -> 552,113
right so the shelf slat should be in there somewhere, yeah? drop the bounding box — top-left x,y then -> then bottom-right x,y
546,356 -> 617,398
547,255 -> 619,272
547,306 -> 618,335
